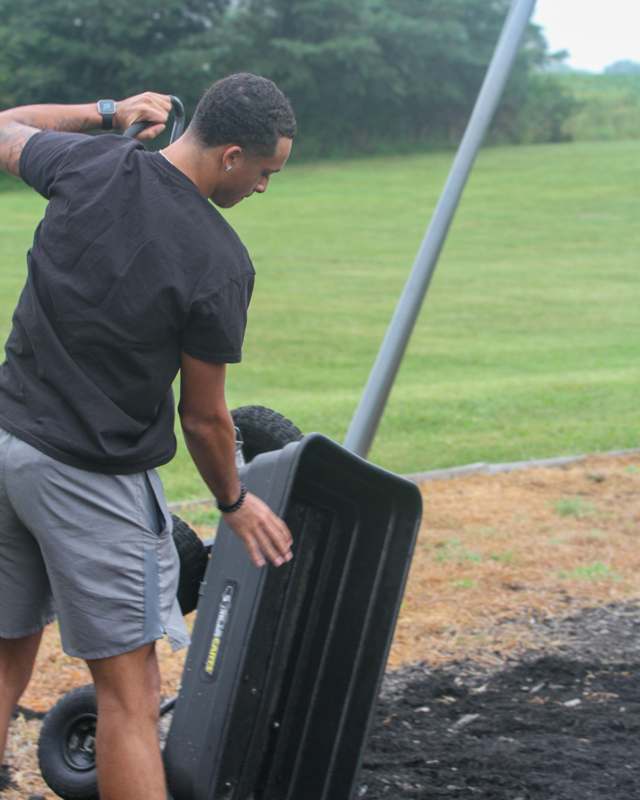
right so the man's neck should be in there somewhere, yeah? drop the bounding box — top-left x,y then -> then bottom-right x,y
160,136 -> 222,198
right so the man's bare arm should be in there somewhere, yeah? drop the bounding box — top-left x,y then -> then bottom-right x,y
179,352 -> 293,569
0,93 -> 172,178
0,121 -> 38,176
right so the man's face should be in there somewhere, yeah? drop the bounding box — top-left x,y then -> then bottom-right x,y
212,137 -> 293,208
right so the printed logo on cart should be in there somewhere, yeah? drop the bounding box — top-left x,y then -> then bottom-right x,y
203,581 -> 236,681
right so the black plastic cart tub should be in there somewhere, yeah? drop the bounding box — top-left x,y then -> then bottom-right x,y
164,433 -> 422,800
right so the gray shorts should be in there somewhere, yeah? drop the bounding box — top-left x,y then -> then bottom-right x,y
0,428 -> 190,660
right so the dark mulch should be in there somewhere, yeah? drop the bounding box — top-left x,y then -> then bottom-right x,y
359,602 -> 640,799
2,603 -> 638,799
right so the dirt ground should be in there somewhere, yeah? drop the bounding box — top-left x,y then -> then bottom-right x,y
2,451 -> 639,799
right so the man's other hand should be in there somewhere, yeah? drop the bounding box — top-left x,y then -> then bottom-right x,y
223,492 -> 293,569
115,92 -> 173,140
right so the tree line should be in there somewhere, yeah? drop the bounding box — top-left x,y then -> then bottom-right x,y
0,0 -> 577,157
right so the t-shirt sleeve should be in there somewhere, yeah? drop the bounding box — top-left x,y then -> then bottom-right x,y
182,273 -> 255,364
19,130 -> 90,198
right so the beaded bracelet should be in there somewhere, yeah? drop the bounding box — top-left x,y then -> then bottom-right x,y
216,482 -> 248,514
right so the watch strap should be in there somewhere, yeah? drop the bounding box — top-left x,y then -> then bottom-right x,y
97,99 -> 117,131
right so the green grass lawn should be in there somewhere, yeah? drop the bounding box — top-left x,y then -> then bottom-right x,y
1,139 -> 638,500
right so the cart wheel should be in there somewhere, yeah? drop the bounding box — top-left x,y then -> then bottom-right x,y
172,514 -> 208,616
38,685 -> 99,800
231,405 -> 303,464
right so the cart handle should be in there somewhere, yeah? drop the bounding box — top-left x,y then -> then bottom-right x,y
123,95 -> 185,143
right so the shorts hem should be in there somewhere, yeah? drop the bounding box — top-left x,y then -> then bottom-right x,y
64,630 -> 191,661
0,614 -> 55,639
167,631 -> 191,653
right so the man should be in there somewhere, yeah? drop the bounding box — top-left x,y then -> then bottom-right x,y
0,73 -> 295,799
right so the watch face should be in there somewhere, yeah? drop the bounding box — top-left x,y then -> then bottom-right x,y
99,100 -> 116,115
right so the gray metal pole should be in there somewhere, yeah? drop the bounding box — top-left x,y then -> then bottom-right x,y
343,0 -> 537,458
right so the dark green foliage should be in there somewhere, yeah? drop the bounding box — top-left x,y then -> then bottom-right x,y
495,73 -> 580,144
205,0 -> 569,155
0,0 -> 229,109
0,0 -> 575,156
557,72 -> 640,142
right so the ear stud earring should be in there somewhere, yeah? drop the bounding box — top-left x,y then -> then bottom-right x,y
225,165 -> 233,172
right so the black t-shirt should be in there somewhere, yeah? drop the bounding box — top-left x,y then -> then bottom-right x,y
0,131 -> 254,473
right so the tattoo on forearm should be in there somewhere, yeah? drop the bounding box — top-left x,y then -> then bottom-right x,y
52,114 -> 95,132
0,104 -> 98,177
13,106 -> 97,134
0,121 -> 36,177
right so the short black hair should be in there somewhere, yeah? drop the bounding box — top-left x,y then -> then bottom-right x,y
190,73 -> 296,156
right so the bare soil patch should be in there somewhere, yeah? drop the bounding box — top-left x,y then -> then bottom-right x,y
2,451 -> 639,799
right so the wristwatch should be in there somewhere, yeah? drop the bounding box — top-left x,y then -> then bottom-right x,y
96,99 -> 117,130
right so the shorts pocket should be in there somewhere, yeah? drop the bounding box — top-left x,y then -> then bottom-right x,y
139,470 -> 172,537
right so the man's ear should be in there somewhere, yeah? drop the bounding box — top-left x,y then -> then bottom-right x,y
221,145 -> 243,172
